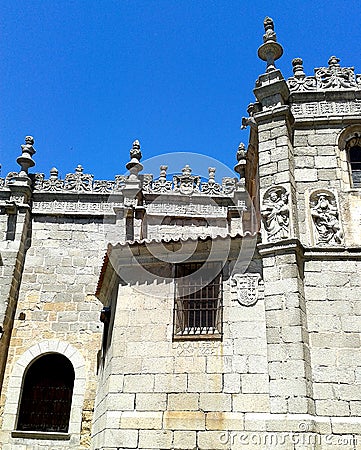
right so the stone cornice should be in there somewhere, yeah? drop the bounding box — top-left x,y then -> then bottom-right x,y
258,238 -> 361,259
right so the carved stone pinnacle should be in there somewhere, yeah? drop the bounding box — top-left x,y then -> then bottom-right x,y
236,143 -> 246,161
257,17 -> 283,73
17,135 -> 36,177
292,58 -> 305,78
130,140 -> 142,161
126,139 -> 143,180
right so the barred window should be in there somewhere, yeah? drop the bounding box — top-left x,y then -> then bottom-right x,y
17,353 -> 74,433
173,261 -> 222,339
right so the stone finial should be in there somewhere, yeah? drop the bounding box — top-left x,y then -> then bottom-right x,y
182,165 -> 192,176
208,167 -> 216,184
159,165 -> 168,181
130,140 -> 142,161
17,135 -> 36,177
257,17 -> 283,72
292,58 -> 305,78
262,17 -> 277,43
236,143 -> 246,161
75,164 -> 84,173
49,167 -> 59,180
234,143 -> 247,179
328,56 -> 341,67
126,139 -> 143,181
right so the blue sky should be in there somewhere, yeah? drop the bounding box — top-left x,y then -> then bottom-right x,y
1,0 -> 360,181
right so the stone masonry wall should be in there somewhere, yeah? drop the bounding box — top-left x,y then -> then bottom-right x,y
305,258 -> 361,417
0,214 -> 117,449
92,263 -> 270,450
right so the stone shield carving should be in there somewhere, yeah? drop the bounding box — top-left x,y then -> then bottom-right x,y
231,274 -> 262,307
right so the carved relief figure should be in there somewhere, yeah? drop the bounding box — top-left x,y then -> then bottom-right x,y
310,191 -> 343,245
261,187 -> 290,242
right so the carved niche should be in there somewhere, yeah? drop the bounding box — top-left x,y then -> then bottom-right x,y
261,186 -> 290,242
309,190 -> 343,245
231,273 -> 262,307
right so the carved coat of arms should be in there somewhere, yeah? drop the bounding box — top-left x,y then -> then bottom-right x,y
230,273 -> 261,307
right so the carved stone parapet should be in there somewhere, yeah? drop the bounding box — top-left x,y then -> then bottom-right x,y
287,56 -> 361,93
33,167 -> 126,194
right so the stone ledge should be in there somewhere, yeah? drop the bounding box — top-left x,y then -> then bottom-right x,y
11,430 -> 70,440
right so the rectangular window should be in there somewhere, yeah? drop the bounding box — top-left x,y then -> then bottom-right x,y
173,261 -> 222,339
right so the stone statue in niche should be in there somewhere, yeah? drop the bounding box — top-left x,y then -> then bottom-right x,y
310,191 -> 343,245
231,273 -> 262,307
261,187 -> 290,242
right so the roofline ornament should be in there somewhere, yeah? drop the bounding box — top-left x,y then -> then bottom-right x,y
257,17 -> 283,73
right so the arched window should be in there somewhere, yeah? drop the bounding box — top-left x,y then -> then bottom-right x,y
17,353 -> 75,433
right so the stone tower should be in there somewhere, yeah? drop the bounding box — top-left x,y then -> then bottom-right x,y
0,17 -> 360,450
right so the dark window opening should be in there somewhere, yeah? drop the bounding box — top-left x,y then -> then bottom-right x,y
349,145 -> 361,187
100,306 -> 111,357
17,353 -> 74,433
174,261 -> 222,338
6,213 -> 17,241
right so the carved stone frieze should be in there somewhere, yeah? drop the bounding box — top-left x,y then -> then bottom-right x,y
310,190 -> 343,245
32,200 -> 123,215
261,186 -> 290,242
230,273 -> 263,307
146,201 -> 228,217
291,100 -> 361,117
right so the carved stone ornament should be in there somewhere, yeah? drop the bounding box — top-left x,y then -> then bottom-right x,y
287,56 -> 361,93
261,186 -> 290,242
33,167 -> 126,193
310,190 -> 343,245
173,165 -> 200,195
140,163 -> 236,196
231,273 -> 262,307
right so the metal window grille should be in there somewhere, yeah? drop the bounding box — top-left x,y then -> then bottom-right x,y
17,354 -> 74,433
174,262 -> 222,338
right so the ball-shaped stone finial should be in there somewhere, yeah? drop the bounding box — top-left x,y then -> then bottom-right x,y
292,58 -> 305,78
